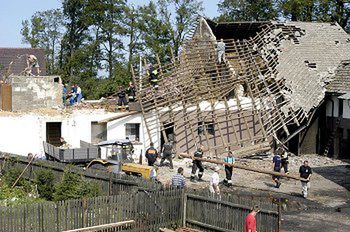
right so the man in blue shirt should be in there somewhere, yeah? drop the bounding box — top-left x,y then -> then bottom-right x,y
171,167 -> 186,188
272,149 -> 282,188
223,151 -> 235,186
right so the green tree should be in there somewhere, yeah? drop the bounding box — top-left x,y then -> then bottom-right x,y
217,0 -> 278,22
99,0 -> 127,78
35,169 -> 55,201
161,0 -> 203,56
61,0 -> 94,77
279,0 -> 350,31
279,0 -> 315,21
21,9 -> 64,74
53,167 -> 100,201
137,1 -> 173,63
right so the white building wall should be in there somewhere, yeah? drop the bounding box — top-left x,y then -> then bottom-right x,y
0,110 -> 157,159
326,96 -> 350,119
107,114 -> 160,160
342,99 -> 350,119
326,96 -> 340,117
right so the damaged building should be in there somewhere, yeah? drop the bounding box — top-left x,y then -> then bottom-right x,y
0,48 -> 156,158
133,17 -> 350,159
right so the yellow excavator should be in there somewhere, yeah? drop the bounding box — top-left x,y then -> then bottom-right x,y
85,139 -> 153,179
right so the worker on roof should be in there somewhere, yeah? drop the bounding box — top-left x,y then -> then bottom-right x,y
75,84 -> 83,103
25,54 -> 41,76
147,64 -> 159,89
127,82 -> 136,102
69,84 -> 77,106
223,150 -> 236,187
190,145 -> 205,182
217,38 -> 226,64
117,86 -> 128,111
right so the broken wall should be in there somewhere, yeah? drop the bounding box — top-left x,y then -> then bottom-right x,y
11,76 -> 62,111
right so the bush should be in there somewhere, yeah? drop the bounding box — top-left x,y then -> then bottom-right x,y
2,167 -> 32,192
0,184 -> 43,206
35,169 -> 55,201
53,167 -> 100,201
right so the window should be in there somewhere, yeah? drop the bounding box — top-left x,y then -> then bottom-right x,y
125,123 -> 140,141
198,121 -> 215,136
91,122 -> 107,144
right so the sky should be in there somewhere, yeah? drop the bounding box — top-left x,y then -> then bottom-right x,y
0,0 -> 219,48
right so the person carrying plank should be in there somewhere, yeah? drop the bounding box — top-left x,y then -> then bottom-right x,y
223,150 -> 235,187
190,145 -> 205,182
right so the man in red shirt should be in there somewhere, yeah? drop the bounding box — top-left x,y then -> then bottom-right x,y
244,205 -> 260,232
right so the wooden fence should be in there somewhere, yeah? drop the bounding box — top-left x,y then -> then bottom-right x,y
0,188 -> 184,232
184,191 -> 280,232
0,188 -> 280,232
0,153 -> 162,195
0,154 -> 280,231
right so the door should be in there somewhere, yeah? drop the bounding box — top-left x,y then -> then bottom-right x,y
161,122 -> 175,148
46,122 -> 62,146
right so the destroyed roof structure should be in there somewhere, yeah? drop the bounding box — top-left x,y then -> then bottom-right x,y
0,48 -> 46,78
132,17 -> 350,157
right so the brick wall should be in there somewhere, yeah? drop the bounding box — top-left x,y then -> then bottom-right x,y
11,76 -> 62,111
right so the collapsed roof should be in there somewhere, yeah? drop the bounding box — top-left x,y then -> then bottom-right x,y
132,17 -> 350,156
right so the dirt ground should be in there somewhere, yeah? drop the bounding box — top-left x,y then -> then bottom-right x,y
155,153 -> 350,232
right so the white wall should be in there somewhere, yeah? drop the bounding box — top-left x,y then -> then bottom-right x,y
107,114 -> 160,160
326,96 -> 339,117
0,110 -> 159,159
342,99 -> 350,119
326,96 -> 350,119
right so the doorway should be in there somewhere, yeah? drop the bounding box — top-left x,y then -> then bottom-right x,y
161,122 -> 175,148
46,122 -> 62,146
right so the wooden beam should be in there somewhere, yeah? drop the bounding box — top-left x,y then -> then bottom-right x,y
62,220 -> 135,232
179,153 -> 305,181
97,111 -> 139,124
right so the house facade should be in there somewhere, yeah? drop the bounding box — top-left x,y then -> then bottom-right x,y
0,109 -> 158,160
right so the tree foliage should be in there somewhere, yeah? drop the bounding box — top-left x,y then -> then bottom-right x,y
21,1 -> 350,99
20,0 -> 202,99
217,0 -> 278,21
53,167 -> 100,201
21,9 -> 64,74
35,169 -> 55,201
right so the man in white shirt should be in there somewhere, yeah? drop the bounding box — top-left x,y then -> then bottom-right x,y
26,54 -> 41,76
209,166 -> 220,194
76,85 -> 83,103
217,38 -> 226,64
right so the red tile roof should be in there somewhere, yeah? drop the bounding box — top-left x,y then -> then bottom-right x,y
0,48 -> 46,77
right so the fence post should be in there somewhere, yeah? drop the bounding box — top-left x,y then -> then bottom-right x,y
109,173 -> 113,196
56,203 -> 60,232
82,198 -> 88,228
278,202 -> 282,232
182,191 -> 187,228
